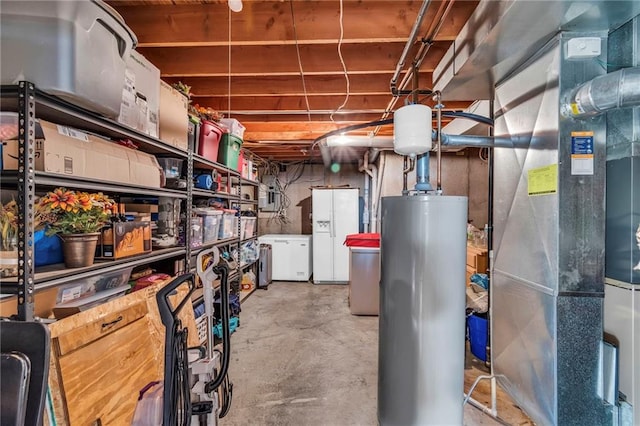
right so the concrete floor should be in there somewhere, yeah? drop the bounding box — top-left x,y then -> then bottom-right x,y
220,282 -> 518,426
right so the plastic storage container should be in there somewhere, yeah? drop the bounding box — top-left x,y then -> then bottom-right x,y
219,210 -> 237,240
195,209 -> 223,244
0,0 -> 137,117
241,217 -> 257,240
156,157 -> 184,179
197,120 -> 224,162
55,266 -> 134,304
219,118 -> 245,140
467,313 -> 488,361
190,215 -> 204,248
218,134 -> 243,169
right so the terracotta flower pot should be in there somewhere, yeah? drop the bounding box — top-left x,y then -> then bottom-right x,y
59,233 -> 100,268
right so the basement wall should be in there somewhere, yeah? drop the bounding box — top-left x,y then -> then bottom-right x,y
377,149 -> 489,227
256,150 -> 488,236
257,163 -> 363,235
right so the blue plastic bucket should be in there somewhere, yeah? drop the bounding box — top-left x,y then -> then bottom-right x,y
468,314 -> 488,362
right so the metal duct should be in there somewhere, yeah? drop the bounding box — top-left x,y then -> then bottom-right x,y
378,195 -> 467,426
562,66 -> 640,118
492,34 -> 608,425
433,0 -> 640,101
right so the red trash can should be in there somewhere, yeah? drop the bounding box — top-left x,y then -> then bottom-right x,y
344,233 -> 381,248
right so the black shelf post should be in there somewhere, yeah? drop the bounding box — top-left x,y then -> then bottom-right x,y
16,81 -> 36,321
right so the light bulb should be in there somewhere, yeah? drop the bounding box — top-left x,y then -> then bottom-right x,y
228,0 -> 243,12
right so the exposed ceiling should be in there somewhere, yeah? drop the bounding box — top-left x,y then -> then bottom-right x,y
108,0 -> 479,162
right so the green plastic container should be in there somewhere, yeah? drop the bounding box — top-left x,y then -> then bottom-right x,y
218,134 -> 243,169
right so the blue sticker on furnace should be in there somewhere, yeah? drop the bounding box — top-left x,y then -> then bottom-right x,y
571,135 -> 593,155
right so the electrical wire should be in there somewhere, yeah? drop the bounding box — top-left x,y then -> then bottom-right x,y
227,6 -> 232,117
330,0 -> 350,122
215,348 -> 234,418
479,147 -> 489,162
289,0 -> 312,122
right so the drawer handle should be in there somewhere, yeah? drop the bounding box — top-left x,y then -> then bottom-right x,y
101,315 -> 123,331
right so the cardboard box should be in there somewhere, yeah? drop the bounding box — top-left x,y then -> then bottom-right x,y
2,120 -> 162,188
118,51 -> 160,138
159,81 -> 189,151
125,203 -> 159,214
98,221 -> 152,260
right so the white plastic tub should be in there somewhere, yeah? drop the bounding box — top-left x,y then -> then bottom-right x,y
0,0 -> 137,117
241,217 -> 257,240
195,209 -> 223,244
219,210 -> 237,240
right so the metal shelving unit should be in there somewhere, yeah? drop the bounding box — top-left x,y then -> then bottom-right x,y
0,82 -> 257,320
235,168 -> 260,300
0,172 -> 188,199
0,82 -> 251,321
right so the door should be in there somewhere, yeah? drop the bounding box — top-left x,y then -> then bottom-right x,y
332,189 -> 359,282
313,189 -> 334,281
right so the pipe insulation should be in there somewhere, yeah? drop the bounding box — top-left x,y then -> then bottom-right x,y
562,66 -> 640,118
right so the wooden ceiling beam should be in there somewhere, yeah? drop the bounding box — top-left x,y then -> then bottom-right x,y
112,1 -> 477,46
139,42 -> 449,76
163,73 -> 433,97
227,113 -> 393,122
195,95 -> 472,112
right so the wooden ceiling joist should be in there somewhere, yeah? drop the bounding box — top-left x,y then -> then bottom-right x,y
163,73 -> 434,97
112,1 -> 477,46
137,42 -> 449,77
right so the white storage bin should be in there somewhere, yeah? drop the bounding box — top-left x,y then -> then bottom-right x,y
219,210 -> 237,240
195,209 -> 223,244
0,0 -> 137,118
219,118 -> 246,140
241,217 -> 257,240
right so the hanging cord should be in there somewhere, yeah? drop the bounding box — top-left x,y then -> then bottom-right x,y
289,0 -> 312,122
330,0 -> 350,122
215,348 -> 234,418
173,321 -> 191,426
227,6 -> 232,117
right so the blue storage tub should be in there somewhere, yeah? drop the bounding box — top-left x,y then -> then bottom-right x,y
467,314 -> 488,362
35,229 -> 63,267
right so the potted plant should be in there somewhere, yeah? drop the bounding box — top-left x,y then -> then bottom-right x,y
38,188 -> 115,268
0,199 -> 18,277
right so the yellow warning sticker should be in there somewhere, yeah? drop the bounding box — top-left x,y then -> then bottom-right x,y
528,164 -> 558,196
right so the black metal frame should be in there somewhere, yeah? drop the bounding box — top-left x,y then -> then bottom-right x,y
16,82 -> 36,321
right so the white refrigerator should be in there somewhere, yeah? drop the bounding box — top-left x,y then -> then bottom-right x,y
257,234 -> 312,281
312,188 -> 359,284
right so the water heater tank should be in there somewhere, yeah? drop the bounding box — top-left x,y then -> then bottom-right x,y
379,195 -> 467,425
393,104 -> 432,157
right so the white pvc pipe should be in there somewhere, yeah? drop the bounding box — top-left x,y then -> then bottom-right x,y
363,171 -> 370,232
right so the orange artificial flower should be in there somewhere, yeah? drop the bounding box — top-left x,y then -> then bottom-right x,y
46,188 -> 77,212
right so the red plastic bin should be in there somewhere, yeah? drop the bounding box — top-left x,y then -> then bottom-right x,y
197,120 -> 224,162
344,233 -> 380,248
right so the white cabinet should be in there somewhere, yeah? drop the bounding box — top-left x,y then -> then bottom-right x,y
258,235 -> 312,281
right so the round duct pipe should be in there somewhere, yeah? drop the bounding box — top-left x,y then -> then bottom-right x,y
562,66 -> 640,118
